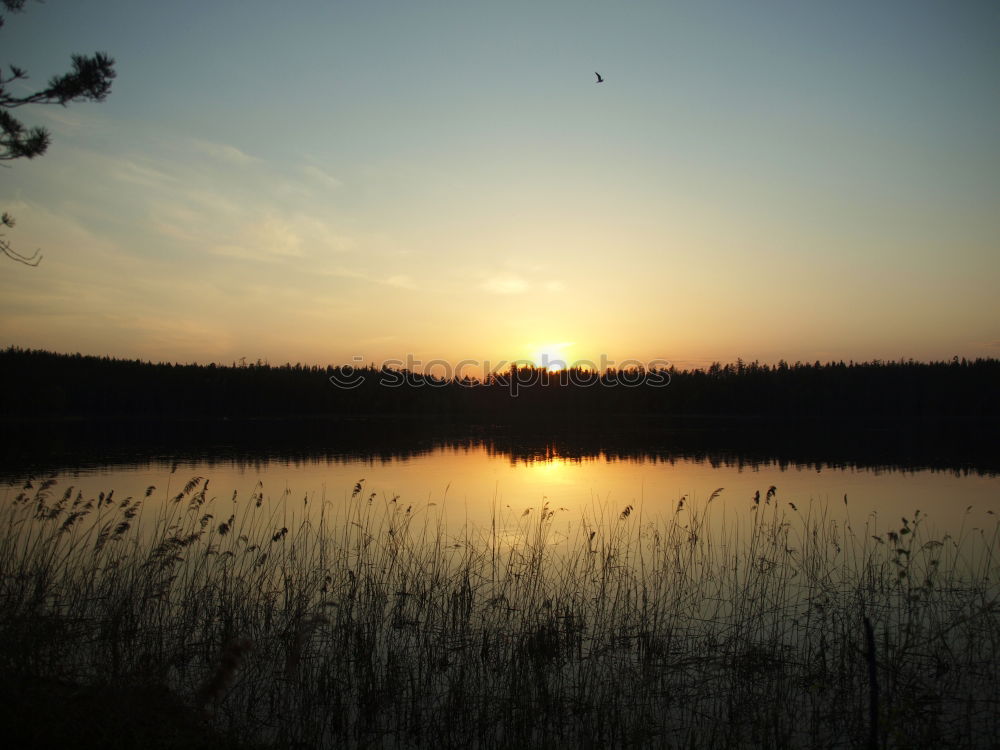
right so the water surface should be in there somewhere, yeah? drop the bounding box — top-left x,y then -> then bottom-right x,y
8,420 -> 997,540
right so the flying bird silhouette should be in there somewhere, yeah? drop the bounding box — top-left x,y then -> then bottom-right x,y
595,71 -> 604,83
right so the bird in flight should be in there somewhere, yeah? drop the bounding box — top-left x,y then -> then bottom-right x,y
595,71 -> 605,83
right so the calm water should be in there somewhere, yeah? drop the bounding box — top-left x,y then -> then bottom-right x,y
8,427 -> 999,540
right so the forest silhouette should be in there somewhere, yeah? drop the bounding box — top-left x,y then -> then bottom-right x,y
2,347 -> 996,421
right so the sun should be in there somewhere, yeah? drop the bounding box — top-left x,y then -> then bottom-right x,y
532,342 -> 574,372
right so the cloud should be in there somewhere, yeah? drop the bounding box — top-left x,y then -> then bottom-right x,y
108,157 -> 178,189
255,216 -> 306,257
316,265 -> 369,281
482,274 -> 528,295
191,139 -> 259,165
313,266 -> 418,290
207,215 -> 313,261
50,131 -> 362,268
542,280 -> 566,293
34,106 -> 91,134
302,164 -> 343,190
384,274 -> 416,289
147,182 -> 357,264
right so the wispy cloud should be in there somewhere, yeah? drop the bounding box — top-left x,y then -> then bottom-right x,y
191,139 -> 260,165
108,157 -> 178,189
482,274 -> 528,295
384,274 -> 416,289
302,164 -> 343,190
206,213 -> 359,263
34,106 -> 91,134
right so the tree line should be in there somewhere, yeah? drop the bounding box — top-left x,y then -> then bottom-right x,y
1,347 -> 997,421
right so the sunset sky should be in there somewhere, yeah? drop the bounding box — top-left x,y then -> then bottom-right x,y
1,0 -> 998,372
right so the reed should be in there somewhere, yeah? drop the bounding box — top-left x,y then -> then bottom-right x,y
1,476 -> 998,748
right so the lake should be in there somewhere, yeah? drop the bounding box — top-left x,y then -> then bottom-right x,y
6,418 -> 998,542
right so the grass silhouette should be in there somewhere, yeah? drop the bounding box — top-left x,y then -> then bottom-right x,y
1,477 -> 998,748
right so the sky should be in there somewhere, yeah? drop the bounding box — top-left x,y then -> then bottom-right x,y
1,0 -> 998,372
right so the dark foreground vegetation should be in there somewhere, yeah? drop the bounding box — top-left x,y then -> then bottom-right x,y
2,477 -> 998,748
2,347 -> 998,420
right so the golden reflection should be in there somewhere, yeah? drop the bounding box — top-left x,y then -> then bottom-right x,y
526,456 -> 574,482
31,444 -> 1000,549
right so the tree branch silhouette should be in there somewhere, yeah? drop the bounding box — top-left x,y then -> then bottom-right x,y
1,211 -> 40,265
1,0 -> 115,263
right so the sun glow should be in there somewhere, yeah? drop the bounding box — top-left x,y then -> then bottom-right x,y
532,342 -> 575,372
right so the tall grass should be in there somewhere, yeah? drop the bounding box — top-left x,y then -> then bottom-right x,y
1,477 -> 998,748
